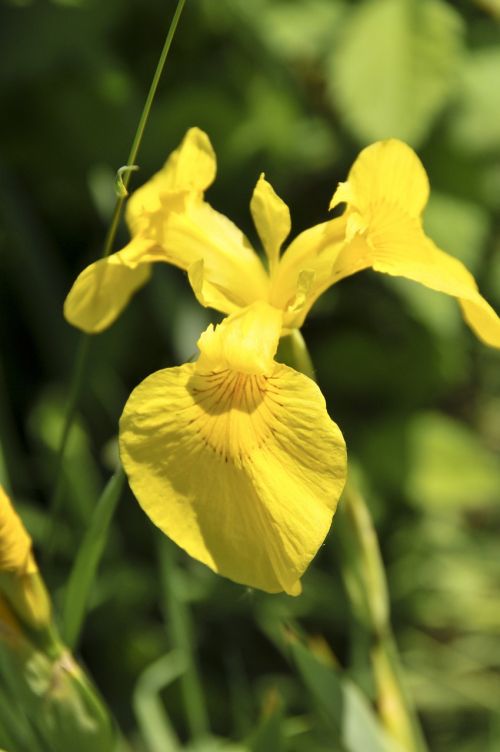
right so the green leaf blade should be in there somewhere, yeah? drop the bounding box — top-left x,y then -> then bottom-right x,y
329,0 -> 465,146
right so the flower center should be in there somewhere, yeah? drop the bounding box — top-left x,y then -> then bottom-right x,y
187,369 -> 278,467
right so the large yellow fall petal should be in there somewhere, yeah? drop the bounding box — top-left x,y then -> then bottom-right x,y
250,174 -> 291,273
329,140 -> 500,347
119,304 -> 346,594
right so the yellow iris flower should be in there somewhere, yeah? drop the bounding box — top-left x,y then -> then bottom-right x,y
119,301 -> 346,595
64,127 -> 500,347
66,129 -> 500,595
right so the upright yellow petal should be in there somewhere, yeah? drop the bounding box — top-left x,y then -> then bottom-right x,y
125,128 -> 265,320
329,140 -> 500,347
271,217 -> 348,330
330,139 -> 429,220
250,174 -> 291,273
119,305 -> 346,594
64,237 -> 155,334
197,301 -> 282,375
163,199 -> 270,315
0,486 -> 52,631
126,127 -> 216,236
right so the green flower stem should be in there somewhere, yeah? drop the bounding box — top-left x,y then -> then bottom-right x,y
46,0 -> 188,558
337,484 -> 428,752
103,0 -> 187,256
276,329 -> 315,380
282,333 -> 428,752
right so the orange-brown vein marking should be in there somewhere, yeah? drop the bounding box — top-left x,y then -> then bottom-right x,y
187,370 -> 281,467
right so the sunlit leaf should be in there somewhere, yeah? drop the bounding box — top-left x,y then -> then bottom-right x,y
329,0 -> 464,145
407,412 -> 500,510
229,0 -> 346,60
450,48 -> 500,154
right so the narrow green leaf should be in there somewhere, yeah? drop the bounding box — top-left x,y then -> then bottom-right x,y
158,538 -> 210,740
61,468 -> 125,649
133,651 -> 187,752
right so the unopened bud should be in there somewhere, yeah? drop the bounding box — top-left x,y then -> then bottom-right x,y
0,486 -> 53,638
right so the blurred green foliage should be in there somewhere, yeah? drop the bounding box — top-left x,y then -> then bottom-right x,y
1,0 -> 499,751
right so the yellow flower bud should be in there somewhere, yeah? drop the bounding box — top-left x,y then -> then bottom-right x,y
0,486 -> 52,633
0,485 -> 36,576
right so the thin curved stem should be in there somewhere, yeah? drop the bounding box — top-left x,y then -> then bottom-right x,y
46,0 -> 188,558
102,0 -> 187,259
337,484 -> 428,752
284,337 -> 428,752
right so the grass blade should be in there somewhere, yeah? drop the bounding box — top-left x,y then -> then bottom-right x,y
61,468 -> 125,649
158,538 -> 210,741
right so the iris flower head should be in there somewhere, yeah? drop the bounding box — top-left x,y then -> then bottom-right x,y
65,129 -> 500,594
65,126 -> 500,346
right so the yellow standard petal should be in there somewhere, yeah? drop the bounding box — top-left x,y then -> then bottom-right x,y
329,139 -> 500,348
65,128 -> 217,334
250,174 -> 291,273
119,302 -> 346,595
0,595 -> 25,649
163,199 -> 270,314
